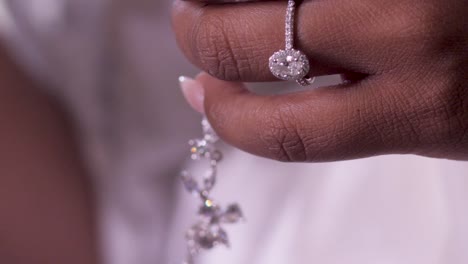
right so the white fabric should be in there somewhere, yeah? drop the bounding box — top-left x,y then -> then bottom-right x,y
1,1 -> 467,264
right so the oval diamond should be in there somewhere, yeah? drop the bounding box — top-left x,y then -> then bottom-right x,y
269,49 -> 310,81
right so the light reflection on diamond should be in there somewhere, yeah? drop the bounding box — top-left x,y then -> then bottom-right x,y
269,49 -> 310,81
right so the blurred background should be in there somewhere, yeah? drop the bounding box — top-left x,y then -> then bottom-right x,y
0,0 -> 201,263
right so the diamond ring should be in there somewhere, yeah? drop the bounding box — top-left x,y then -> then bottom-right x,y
269,0 -> 315,86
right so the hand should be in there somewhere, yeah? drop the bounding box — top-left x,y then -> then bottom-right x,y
173,0 -> 468,162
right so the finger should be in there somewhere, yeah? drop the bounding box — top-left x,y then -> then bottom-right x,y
196,72 -> 420,162
183,0 -> 263,3
173,0 -> 394,82
184,0 -> 286,3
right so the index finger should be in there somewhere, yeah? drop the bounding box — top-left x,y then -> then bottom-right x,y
182,0 -> 262,3
172,0 -> 378,82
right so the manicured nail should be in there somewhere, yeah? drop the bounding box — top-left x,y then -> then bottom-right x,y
179,76 -> 205,114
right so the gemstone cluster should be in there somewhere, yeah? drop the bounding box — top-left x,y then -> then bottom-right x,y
269,49 -> 310,81
181,118 -> 244,264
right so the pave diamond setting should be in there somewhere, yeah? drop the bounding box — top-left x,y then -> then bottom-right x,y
269,49 -> 310,81
269,0 -> 314,86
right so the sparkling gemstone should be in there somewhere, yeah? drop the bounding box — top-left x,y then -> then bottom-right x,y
198,200 -> 221,218
186,222 -> 230,250
204,199 -> 214,208
269,49 -> 310,81
221,204 -> 244,223
181,171 -> 200,195
189,139 -> 209,159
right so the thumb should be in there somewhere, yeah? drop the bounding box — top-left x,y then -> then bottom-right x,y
196,72 -> 413,162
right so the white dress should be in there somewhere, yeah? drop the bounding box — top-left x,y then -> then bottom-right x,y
1,1 -> 467,264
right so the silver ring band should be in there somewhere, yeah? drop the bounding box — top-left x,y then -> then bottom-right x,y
269,0 -> 315,86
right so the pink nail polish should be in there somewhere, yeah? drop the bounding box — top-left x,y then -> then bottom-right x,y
179,76 -> 205,114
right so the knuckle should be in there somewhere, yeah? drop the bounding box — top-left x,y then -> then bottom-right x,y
193,15 -> 257,81
257,102 -> 308,162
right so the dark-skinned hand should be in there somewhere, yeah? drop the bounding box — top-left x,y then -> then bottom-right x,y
173,0 -> 468,162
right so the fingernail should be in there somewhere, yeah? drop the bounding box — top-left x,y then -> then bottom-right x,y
179,76 -> 205,114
